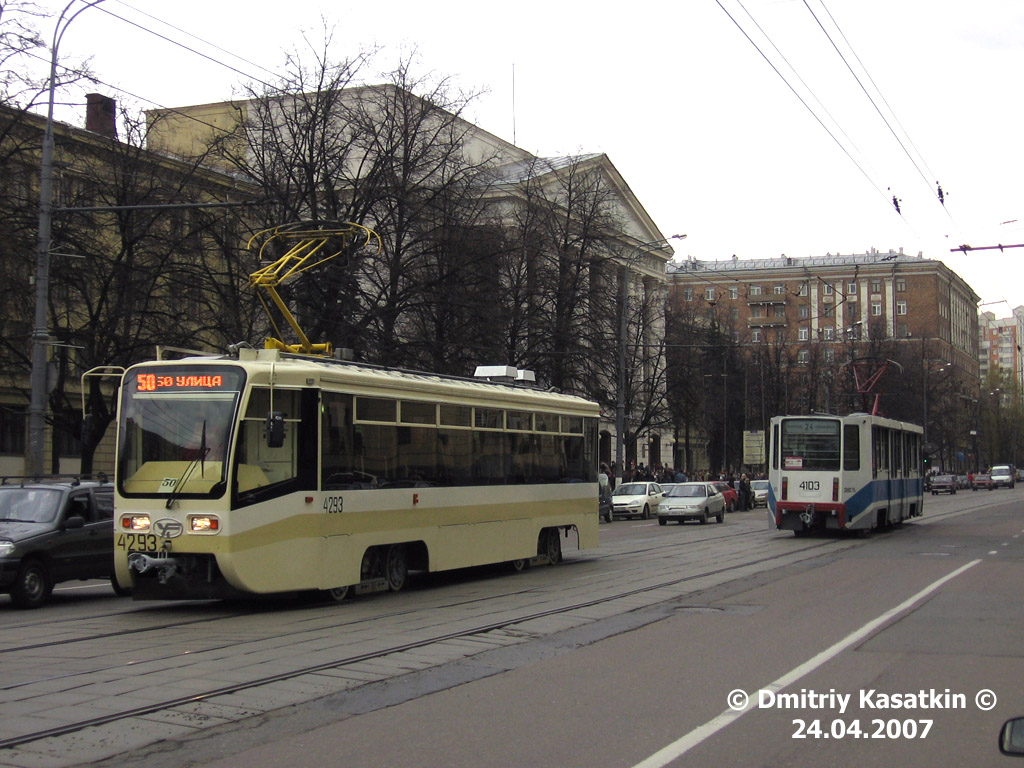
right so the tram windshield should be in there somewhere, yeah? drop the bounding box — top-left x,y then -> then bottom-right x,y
780,418 -> 841,471
117,365 -> 245,498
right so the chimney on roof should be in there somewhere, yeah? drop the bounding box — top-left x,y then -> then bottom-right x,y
85,93 -> 117,139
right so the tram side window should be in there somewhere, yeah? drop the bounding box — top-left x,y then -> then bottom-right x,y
322,392 -> 358,489
893,432 -> 903,475
843,425 -> 860,471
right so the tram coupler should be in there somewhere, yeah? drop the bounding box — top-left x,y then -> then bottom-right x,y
128,552 -> 180,584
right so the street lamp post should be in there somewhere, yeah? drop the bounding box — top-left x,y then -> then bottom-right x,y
27,0 -> 106,475
615,234 -> 685,485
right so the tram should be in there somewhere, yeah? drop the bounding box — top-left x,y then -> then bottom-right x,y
112,349 -> 600,600
767,413 -> 924,535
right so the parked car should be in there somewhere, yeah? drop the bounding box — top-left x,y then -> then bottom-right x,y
972,473 -> 993,491
658,482 -> 725,525
991,465 -> 1016,489
0,477 -> 118,608
930,475 -> 957,495
751,480 -> 771,507
711,481 -> 738,512
611,482 -> 664,520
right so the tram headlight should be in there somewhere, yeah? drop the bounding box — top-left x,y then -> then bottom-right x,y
122,515 -> 151,531
189,515 -> 220,532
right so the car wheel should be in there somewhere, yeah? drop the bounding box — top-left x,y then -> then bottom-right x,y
717,510 -> 724,523
658,518 -> 667,526
642,505 -> 650,520
727,500 -> 735,513
700,510 -> 708,525
12,560 -> 50,609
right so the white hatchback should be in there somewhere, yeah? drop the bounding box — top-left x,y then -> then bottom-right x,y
611,482 -> 664,520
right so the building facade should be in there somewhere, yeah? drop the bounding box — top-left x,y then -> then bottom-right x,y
979,307 -> 1024,389
666,249 -> 981,471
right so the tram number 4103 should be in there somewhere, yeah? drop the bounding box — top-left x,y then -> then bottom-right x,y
798,481 -> 821,491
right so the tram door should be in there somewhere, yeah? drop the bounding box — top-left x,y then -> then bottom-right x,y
891,431 -> 905,522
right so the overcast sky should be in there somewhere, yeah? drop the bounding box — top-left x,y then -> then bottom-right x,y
34,0 -> 1024,315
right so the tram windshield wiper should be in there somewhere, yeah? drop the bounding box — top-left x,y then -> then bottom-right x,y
165,420 -> 208,510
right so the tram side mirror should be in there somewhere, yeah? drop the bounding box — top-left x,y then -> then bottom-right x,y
265,411 -> 286,448
999,717 -> 1024,756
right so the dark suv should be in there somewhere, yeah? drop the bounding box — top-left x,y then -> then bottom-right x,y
0,477 -> 117,608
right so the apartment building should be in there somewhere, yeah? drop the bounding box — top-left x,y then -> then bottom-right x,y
979,307 -> 1024,388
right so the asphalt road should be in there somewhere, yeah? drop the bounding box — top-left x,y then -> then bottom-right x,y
2,488 -> 1022,768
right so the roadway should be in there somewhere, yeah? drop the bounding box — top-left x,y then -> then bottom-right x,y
1,487 -> 1022,767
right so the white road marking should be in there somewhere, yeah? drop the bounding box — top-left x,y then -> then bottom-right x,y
630,559 -> 982,768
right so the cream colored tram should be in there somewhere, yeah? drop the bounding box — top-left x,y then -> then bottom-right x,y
113,348 -> 600,600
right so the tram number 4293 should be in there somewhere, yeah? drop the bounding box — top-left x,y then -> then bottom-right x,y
116,533 -> 159,552
798,480 -> 821,491
323,495 -> 344,514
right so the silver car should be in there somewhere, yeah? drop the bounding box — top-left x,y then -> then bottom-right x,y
657,482 -> 725,526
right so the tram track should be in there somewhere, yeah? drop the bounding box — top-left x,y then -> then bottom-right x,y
0,531 -> 840,752
0,521 -> 771,658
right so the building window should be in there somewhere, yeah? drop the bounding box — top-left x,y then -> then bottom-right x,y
684,287 -> 693,301
871,301 -> 882,316
798,327 -> 809,341
705,287 -> 716,301
751,304 -> 764,318
823,304 -> 835,318
750,284 -> 762,296
896,300 -> 907,315
797,349 -> 810,364
752,328 -> 761,342
0,405 -> 26,455
848,302 -> 858,319
823,327 -> 835,340
871,279 -> 881,294
825,349 -> 836,363
896,278 -> 907,292
729,307 -> 739,322
729,286 -> 738,300
773,305 -> 786,317
798,282 -> 809,297
774,283 -> 785,295
731,331 -> 740,343
847,281 -> 857,294
799,304 -> 809,319
898,322 -> 909,337
824,283 -> 834,295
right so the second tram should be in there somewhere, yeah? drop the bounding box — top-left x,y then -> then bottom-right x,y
767,413 -> 924,535
113,348 -> 600,600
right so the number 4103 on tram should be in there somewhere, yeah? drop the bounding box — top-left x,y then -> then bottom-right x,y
766,413 -> 924,536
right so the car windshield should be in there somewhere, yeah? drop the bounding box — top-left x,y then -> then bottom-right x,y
0,488 -> 62,523
666,485 -> 708,498
614,483 -> 649,496
937,475 -> 954,482
752,481 -> 770,490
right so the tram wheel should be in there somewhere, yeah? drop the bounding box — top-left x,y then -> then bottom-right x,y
326,585 -> 350,602
541,529 -> 562,565
509,558 -> 528,572
385,544 -> 408,592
